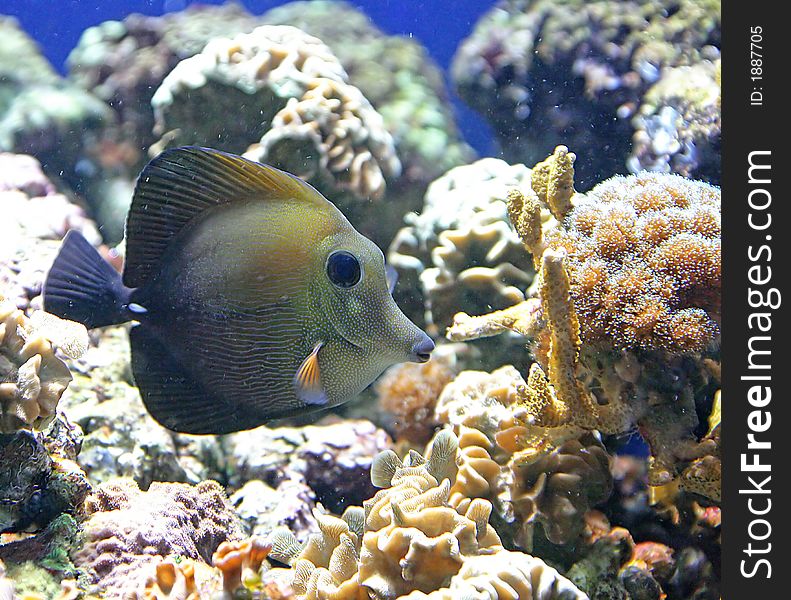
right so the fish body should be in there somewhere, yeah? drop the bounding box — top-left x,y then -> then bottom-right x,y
43,147 -> 433,434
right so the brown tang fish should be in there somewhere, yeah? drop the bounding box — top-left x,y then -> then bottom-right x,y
43,147 -> 433,434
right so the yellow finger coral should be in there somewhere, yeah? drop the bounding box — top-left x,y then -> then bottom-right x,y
452,146 -> 721,500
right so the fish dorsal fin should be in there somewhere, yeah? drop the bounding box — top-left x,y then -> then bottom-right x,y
124,146 -> 326,288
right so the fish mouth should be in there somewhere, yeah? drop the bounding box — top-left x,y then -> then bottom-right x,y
409,334 -> 435,363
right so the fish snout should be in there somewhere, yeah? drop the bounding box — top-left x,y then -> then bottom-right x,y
409,333 -> 435,363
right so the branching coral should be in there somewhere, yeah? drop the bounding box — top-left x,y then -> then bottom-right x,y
450,146 -> 721,500
268,430 -> 588,600
151,25 -> 399,201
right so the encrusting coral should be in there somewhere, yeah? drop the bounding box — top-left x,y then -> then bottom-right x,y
448,146 -> 721,502
151,25 -> 400,201
267,429 -> 589,599
72,478 -> 244,598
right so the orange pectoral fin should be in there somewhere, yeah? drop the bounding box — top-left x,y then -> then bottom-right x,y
294,341 -> 328,406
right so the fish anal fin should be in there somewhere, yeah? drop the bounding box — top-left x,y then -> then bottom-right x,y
294,341 -> 328,406
130,325 -> 247,435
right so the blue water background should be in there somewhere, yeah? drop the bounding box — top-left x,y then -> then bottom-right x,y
5,0 -> 497,154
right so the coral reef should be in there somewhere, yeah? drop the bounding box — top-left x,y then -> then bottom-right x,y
0,153 -> 102,310
433,367 -> 613,551
452,0 -> 720,187
375,344 -> 467,447
0,296 -> 86,432
151,25 -> 400,202
227,418 -> 392,514
67,4 -> 261,160
629,59 -> 721,183
0,414 -> 90,535
73,478 -> 244,598
260,0 -> 475,186
0,18 -> 114,198
452,146 -> 721,500
269,429 -> 588,599
388,158 -> 538,334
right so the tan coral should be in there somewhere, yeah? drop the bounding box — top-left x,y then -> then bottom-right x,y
528,145 -> 577,222
387,158 -> 540,334
269,429 -> 587,600
0,296 -> 84,432
376,348 -> 457,446
213,537 -> 273,594
449,146 -> 721,501
252,77 -> 400,200
152,25 -> 399,200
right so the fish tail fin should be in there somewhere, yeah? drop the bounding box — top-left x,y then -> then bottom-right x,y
43,230 -> 133,329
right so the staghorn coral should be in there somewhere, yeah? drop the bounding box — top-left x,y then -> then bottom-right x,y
629,59 -> 721,183
152,25 -> 400,202
260,0 -> 475,186
456,146 -> 721,499
452,0 -> 720,187
388,158 -> 538,334
73,478 -> 243,598
268,429 -> 588,600
0,296 -> 86,433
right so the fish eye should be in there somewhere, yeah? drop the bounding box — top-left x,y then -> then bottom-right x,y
326,250 -> 362,288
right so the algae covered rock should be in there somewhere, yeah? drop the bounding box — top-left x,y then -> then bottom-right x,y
452,0 -> 720,187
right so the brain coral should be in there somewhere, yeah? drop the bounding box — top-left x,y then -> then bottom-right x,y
152,24 -> 400,202
452,0 -> 720,187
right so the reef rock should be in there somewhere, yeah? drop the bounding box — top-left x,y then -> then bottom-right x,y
452,0 -> 720,187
